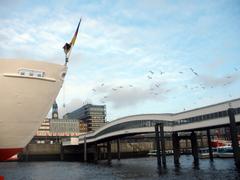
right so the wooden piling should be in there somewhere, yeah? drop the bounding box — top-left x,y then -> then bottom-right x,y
207,129 -> 213,161
84,136 -> 87,162
191,131 -> 199,165
172,132 -> 180,166
160,123 -> 166,167
155,124 -> 162,167
117,138 -> 121,161
107,141 -> 111,164
228,108 -> 240,169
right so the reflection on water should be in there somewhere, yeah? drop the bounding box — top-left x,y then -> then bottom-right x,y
0,155 -> 239,180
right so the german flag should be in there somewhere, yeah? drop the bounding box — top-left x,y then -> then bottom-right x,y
63,18 -> 81,55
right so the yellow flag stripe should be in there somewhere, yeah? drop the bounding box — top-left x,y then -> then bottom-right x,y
70,19 -> 81,46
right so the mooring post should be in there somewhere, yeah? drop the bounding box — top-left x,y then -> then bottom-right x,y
207,129 -> 213,161
107,141 -> 112,164
191,131 -> 199,166
117,138 -> 121,161
155,124 -> 162,167
84,135 -> 87,162
172,132 -> 180,166
160,123 -> 166,167
228,108 -> 240,168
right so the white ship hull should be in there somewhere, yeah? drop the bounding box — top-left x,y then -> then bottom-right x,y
0,59 -> 67,161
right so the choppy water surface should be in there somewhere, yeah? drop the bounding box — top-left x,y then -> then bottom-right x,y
0,156 -> 239,180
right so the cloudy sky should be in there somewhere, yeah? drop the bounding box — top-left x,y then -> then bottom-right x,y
0,0 -> 240,121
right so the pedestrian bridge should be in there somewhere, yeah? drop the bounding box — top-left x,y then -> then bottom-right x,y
63,98 -> 240,146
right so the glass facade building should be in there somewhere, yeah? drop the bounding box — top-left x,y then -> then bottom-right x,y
50,119 -> 79,133
64,104 -> 106,131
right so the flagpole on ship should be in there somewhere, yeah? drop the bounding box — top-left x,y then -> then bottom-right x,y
63,18 -> 81,66
62,18 -> 82,116
65,54 -> 68,66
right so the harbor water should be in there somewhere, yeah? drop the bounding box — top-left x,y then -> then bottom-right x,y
0,155 -> 239,180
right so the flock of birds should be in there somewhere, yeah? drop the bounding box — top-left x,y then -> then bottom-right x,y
90,66 -> 239,110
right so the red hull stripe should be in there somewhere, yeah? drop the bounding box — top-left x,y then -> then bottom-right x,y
0,148 -> 23,161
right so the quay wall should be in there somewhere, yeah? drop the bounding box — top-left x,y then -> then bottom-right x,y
18,137 -> 209,161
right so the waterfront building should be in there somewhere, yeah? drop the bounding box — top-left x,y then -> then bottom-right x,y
33,101 -> 82,144
79,121 -> 88,133
50,118 -> 80,135
64,104 -> 106,131
52,101 -> 59,119
35,118 -> 51,137
49,101 -> 80,135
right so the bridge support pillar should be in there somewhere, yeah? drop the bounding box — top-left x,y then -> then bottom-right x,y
191,131 -> 199,166
172,132 -> 180,166
84,136 -> 87,162
155,124 -> 162,167
94,142 -> 98,163
117,138 -> 121,161
207,129 -> 213,161
97,146 -> 101,160
103,143 -> 107,159
185,139 -> 188,149
107,141 -> 111,164
60,143 -> 64,161
160,123 -> 166,167
228,108 -> 240,169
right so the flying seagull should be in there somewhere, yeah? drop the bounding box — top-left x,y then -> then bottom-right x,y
149,70 -> 154,74
190,68 -> 199,76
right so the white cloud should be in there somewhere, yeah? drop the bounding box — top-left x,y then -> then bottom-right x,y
197,73 -> 240,87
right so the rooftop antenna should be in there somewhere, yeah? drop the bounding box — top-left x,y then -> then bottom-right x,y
63,18 -> 82,65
